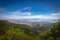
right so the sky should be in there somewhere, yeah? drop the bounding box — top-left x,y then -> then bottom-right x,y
0,0 -> 60,22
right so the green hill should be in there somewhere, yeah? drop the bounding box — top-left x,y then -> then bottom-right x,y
0,20 -> 60,40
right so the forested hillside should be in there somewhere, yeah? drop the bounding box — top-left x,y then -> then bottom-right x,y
0,20 -> 60,40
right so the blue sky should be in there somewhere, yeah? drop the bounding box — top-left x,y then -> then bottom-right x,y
0,0 -> 60,22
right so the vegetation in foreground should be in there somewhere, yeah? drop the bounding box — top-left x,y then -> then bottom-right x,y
0,20 -> 60,40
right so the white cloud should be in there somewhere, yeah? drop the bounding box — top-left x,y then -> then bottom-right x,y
8,11 -> 31,16
50,12 -> 60,19
9,15 -> 58,20
7,7 -> 32,16
23,12 -> 31,16
8,11 -> 21,16
23,7 -> 31,11
50,13 -> 60,16
0,8 -> 6,12
26,12 -> 31,15
0,12 -> 60,22
0,7 -> 60,22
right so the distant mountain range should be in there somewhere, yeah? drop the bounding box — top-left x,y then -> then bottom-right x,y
7,19 -> 53,28
0,19 -> 53,32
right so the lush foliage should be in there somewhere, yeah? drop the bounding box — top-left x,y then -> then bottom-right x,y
0,20 -> 60,40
